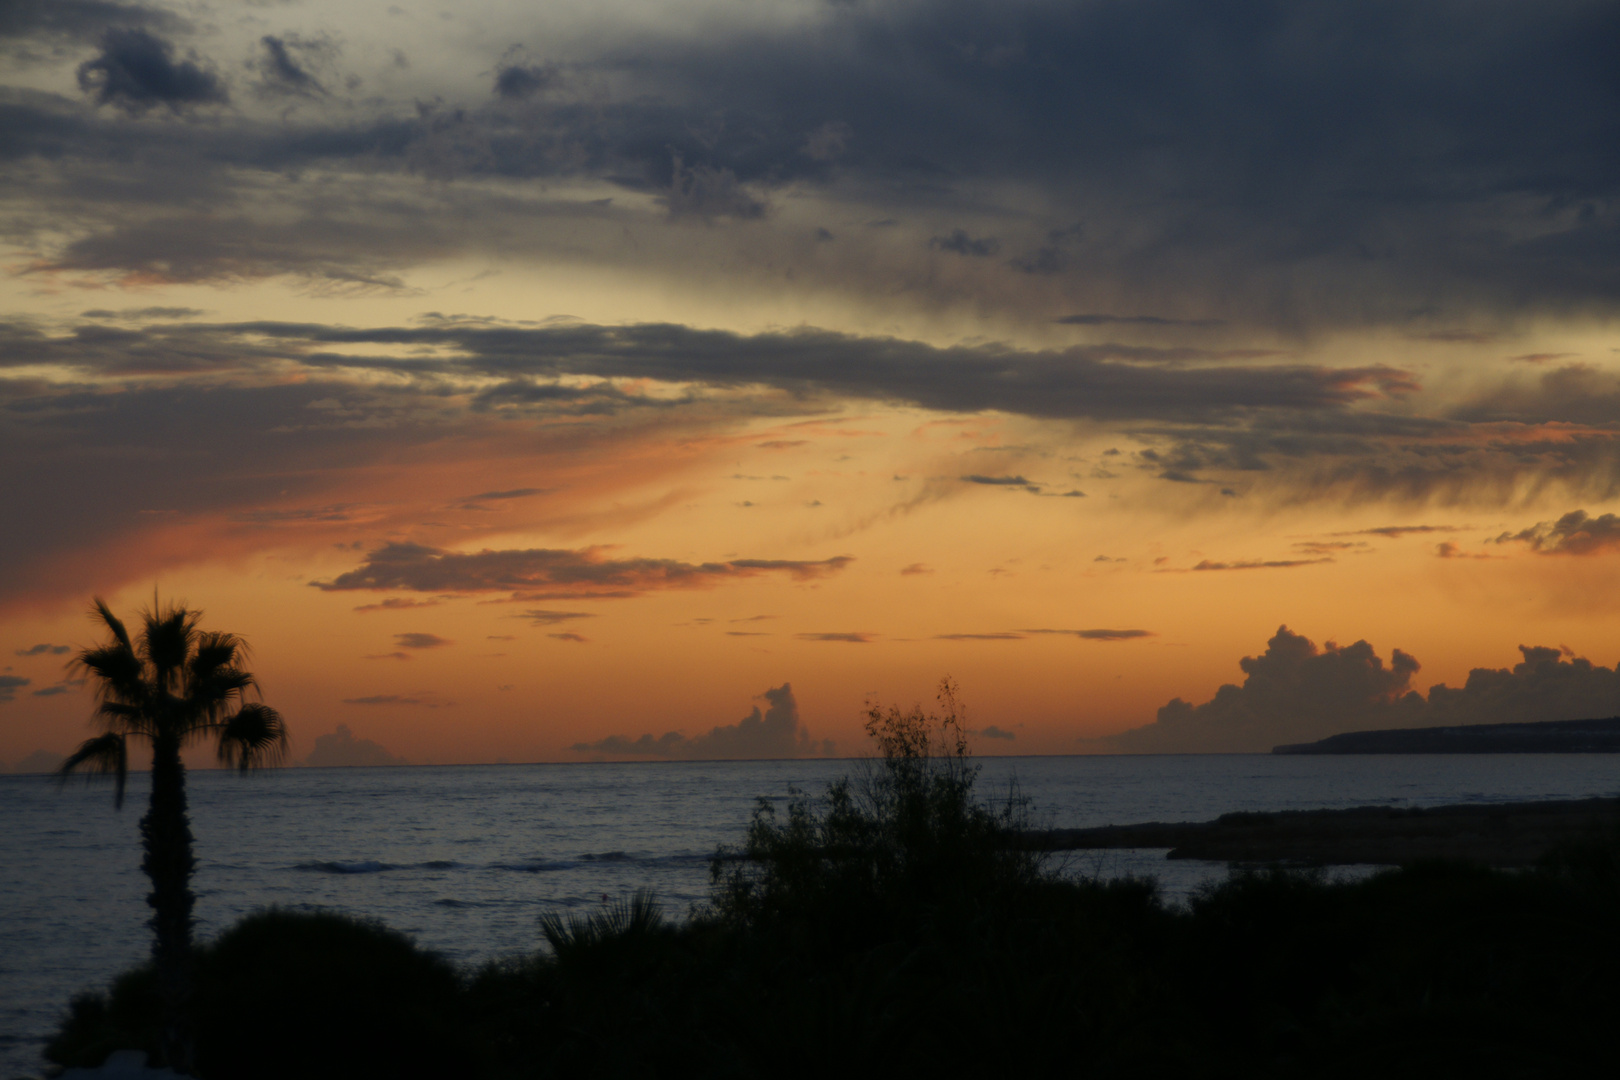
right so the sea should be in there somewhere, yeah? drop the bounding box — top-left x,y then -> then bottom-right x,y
4,753 -> 1619,1078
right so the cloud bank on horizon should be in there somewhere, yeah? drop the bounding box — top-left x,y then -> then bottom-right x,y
1109,627 -> 1620,753
3,1 -> 1620,762
573,683 -> 835,760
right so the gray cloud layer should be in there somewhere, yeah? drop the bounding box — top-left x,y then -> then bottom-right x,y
572,683 -> 834,759
2,1 -> 1617,325
1109,626 -> 1620,752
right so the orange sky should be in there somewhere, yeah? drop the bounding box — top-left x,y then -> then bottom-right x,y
4,1 -> 1620,765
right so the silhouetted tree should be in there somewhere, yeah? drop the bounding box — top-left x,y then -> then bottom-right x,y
57,599 -> 287,1074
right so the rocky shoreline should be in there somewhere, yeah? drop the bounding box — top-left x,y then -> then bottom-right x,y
1026,796 -> 1620,866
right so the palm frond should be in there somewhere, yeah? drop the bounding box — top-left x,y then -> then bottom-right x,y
216,703 -> 289,773
75,642 -> 147,705
56,732 -> 130,808
91,699 -> 150,736
90,597 -> 133,653
141,600 -> 200,693
186,660 -> 256,720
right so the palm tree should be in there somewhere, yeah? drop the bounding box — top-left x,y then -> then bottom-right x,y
57,598 -> 288,1074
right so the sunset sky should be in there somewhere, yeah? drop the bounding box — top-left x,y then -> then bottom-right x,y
3,0 -> 1620,765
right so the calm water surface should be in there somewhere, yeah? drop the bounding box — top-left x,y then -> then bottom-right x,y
4,754 -> 1618,1077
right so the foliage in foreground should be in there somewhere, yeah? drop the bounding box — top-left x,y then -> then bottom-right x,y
51,681 -> 1620,1078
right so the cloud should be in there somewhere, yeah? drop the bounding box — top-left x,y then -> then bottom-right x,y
352,598 -> 443,613
1497,509 -> 1620,555
465,488 -> 546,501
493,63 -> 553,101
1107,625 -> 1620,752
977,725 -> 1016,741
1,1 -> 1616,329
936,633 -> 1024,641
0,1 -> 180,45
76,28 -> 227,113
32,685 -> 70,697
930,230 -> 1000,257
548,632 -> 588,643
571,683 -> 834,759
1022,628 -> 1154,641
1334,525 -> 1465,538
4,749 -> 66,774
1187,558 -> 1332,571
1435,541 -> 1496,560
254,35 -> 327,98
0,675 -> 30,703
519,609 -> 595,626
313,542 -> 853,600
797,632 -> 873,643
394,632 -> 451,649
302,724 -> 407,767
961,475 -> 1033,486
15,643 -> 70,656
899,563 -> 933,575
1056,314 -> 1224,328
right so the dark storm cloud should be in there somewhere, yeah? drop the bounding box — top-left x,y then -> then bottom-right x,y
312,543 -> 853,598
0,1 -> 179,43
494,63 -> 553,101
1,2 -> 1616,323
1108,626 -> 1620,752
572,683 -> 834,759
27,318 -> 1404,423
76,28 -> 227,113
1497,509 -> 1620,555
929,230 -> 999,257
254,35 -> 327,98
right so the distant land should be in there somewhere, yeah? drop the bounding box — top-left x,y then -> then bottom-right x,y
1272,716 -> 1620,755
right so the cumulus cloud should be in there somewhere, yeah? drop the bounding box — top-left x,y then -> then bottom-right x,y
1108,625 -> 1620,752
302,724 -> 407,767
1497,509 -> 1620,555
313,542 -> 853,600
76,28 -> 227,113
0,675 -> 30,703
4,749 -> 66,774
571,683 -> 834,760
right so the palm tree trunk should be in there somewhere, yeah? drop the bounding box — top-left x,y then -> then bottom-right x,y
142,733 -> 197,1074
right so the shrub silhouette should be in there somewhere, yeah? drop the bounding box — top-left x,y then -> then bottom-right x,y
50,910 -> 470,1080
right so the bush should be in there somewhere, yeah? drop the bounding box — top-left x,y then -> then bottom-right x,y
49,910 -> 472,1080
711,677 -> 1045,944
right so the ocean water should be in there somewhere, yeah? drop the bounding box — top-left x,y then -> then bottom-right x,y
4,753 -> 1619,1078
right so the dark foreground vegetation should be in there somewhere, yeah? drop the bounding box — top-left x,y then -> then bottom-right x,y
49,685 -> 1620,1079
